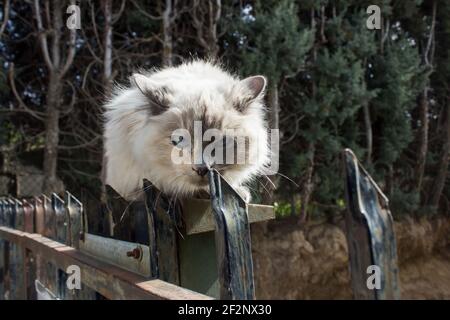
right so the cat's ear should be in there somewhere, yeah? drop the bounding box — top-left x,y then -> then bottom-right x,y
241,75 -> 267,99
130,73 -> 170,116
234,75 -> 267,112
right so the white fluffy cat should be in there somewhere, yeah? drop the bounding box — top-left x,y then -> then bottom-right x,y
103,60 -> 269,202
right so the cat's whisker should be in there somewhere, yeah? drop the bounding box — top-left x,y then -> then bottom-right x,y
118,196 -> 138,224
275,172 -> 299,188
117,182 -> 161,224
262,174 -> 276,189
254,177 -> 273,198
170,190 -> 185,240
120,183 -> 151,199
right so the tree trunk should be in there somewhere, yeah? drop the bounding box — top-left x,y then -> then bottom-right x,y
363,102 -> 373,166
207,0 -> 220,58
162,0 -> 173,66
102,0 -> 113,96
33,0 -> 76,194
298,8 -> 318,223
428,102 -> 450,209
43,73 -> 62,193
299,142 -> 315,224
415,0 -> 436,196
191,0 -> 221,59
414,90 -> 429,193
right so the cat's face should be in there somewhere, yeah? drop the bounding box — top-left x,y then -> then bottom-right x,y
127,72 -> 269,197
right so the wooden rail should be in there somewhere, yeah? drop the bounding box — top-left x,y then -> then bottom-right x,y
0,226 -> 210,300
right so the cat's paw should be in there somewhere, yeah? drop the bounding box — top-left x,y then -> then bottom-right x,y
235,186 -> 251,203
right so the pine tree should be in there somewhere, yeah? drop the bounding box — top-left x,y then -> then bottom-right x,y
223,0 -> 313,204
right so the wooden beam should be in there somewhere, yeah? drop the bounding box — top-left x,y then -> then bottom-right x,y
0,227 -> 211,300
10,200 -> 26,300
208,169 -> 255,300
182,199 -> 274,235
342,149 -> 400,300
143,180 -> 180,285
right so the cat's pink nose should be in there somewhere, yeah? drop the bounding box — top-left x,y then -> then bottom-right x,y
192,165 -> 209,177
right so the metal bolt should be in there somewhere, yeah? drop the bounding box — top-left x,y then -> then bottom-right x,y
126,247 -> 141,260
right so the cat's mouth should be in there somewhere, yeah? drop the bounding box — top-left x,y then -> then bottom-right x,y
192,175 -> 209,186
188,167 -> 229,189
190,170 -> 223,188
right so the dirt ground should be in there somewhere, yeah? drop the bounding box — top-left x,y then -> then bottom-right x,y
400,252 -> 450,299
251,215 -> 450,299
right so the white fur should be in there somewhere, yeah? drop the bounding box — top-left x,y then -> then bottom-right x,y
103,60 -> 269,201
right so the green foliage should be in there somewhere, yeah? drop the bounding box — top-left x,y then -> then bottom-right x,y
273,201 -> 300,219
0,0 -> 446,218
230,0 -> 314,83
390,188 -> 420,216
279,10 -> 378,209
269,1 -> 433,218
370,37 -> 426,166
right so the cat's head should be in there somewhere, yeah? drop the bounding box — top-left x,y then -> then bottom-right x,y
108,62 -> 270,198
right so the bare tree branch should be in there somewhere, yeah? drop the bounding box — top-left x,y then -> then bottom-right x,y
58,136 -> 101,150
424,1 -> 437,66
130,0 -> 162,20
112,0 -> 126,24
33,0 -> 54,71
8,63 -> 46,121
89,0 -> 104,55
102,0 -> 113,95
61,0 -> 78,76
162,0 -> 174,66
0,0 -> 10,38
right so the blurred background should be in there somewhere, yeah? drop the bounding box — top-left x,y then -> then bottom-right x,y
0,0 -> 449,298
